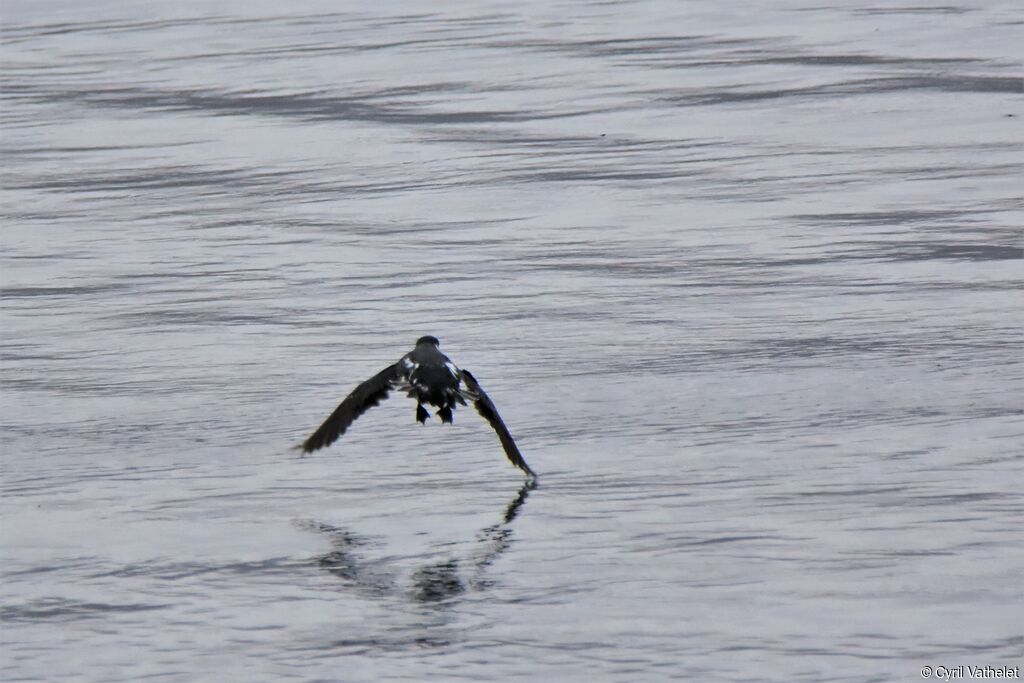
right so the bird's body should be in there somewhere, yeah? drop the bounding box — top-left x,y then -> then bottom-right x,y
396,336 -> 465,424
301,336 -> 535,478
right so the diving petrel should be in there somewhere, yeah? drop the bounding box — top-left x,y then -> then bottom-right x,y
300,336 -> 535,477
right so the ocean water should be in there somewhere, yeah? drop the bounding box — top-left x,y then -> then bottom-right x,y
1,1 -> 1021,681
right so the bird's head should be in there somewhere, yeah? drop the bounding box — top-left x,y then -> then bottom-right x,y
415,335 -> 440,347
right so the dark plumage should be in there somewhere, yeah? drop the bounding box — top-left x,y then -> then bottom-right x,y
300,336 -> 535,478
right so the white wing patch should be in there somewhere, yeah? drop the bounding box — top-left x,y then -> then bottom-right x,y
445,361 -> 461,379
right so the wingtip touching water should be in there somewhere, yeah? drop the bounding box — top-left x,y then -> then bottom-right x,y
300,336 -> 536,478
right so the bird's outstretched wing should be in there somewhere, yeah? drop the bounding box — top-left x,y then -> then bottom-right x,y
460,369 -> 536,478
301,364 -> 400,453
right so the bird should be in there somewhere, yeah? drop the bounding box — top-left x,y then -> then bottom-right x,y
300,336 -> 535,478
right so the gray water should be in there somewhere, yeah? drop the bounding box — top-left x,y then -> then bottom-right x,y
1,1 -> 1022,681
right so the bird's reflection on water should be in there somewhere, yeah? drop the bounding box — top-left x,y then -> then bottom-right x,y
300,480 -> 536,605
409,559 -> 464,603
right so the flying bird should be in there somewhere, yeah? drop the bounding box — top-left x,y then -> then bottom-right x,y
300,336 -> 535,478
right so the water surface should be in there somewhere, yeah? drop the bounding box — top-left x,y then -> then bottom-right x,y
2,1 -> 1022,681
